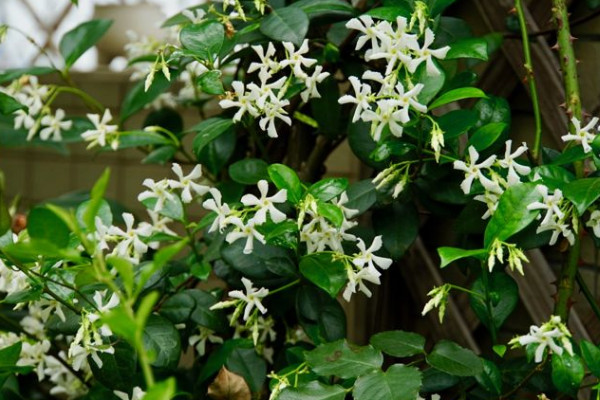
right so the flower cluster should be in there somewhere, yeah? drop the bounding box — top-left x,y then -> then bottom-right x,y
527,184 -> 575,246
2,76 -> 72,141
454,141 -> 531,219
343,236 -> 393,301
487,238 -> 529,275
220,40 -> 329,137
561,116 -> 599,153
339,14 -> 448,143
509,315 -> 573,363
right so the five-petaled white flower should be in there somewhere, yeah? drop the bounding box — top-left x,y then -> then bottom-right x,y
338,76 -> 373,122
81,109 -> 119,150
229,277 -> 269,321
167,163 -> 209,203
225,217 -> 266,254
202,188 -> 232,233
510,316 -> 573,363
408,28 -> 450,76
353,236 -> 393,271
453,146 -> 499,194
138,178 -> 175,212
561,116 -> 599,153
586,210 -> 600,238
39,108 -> 72,141
241,180 -> 287,224
498,140 -> 531,186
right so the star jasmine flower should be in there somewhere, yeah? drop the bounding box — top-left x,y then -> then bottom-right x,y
353,236 -> 393,271
453,146 -> 499,194
81,109 -> 119,150
279,40 -> 317,79
247,71 -> 287,109
361,99 -> 406,140
338,76 -> 373,122
228,277 -> 269,321
189,327 -> 223,356
345,15 -> 379,50
408,28 -> 450,76
182,8 -> 206,24
362,70 -> 397,96
167,163 -> 209,203
498,140 -> 531,186
38,108 -> 72,141
225,217 -> 266,254
368,33 -> 414,76
258,95 -> 291,138
536,220 -> 575,246
300,66 -> 330,103
561,116 -> 599,153
13,109 -> 35,132
343,266 -> 382,301
219,81 -> 260,121
474,191 -> 501,220
108,213 -> 152,263
333,192 -> 360,219
137,178 -> 175,212
88,290 -> 120,336
395,82 -> 427,122
114,387 -> 146,400
586,210 -> 600,238
248,42 -> 280,76
527,185 -> 565,226
202,188 -> 232,233
509,316 -> 573,363
241,180 -> 287,224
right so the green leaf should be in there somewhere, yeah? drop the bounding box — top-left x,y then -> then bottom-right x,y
415,62 -> 446,105
143,145 -> 177,165
120,72 -> 172,122
436,109 -> 478,140
0,92 -> 26,115
310,77 -> 342,137
431,0 -> 457,15
107,256 -> 134,297
344,180 -> 376,216
268,164 -> 303,204
226,347 -> 266,392
429,88 -> 487,109
144,377 -> 176,400
474,359 -> 502,395
317,202 -> 344,227
141,195 -> 184,222
290,0 -> 355,19
142,315 -> 181,369
438,247 -> 487,268
365,6 -> 411,20
373,202 -> 418,259
229,159 -> 269,185
197,127 -> 236,175
191,117 -> 234,156
160,289 -> 227,333
89,341 -> 137,392
467,122 -> 508,152
469,271 -> 519,331
563,178 -> 600,215
426,340 -> 483,377
305,339 -> 383,379
102,306 -> 137,345
260,7 -> 309,47
28,207 -> 71,248
348,121 -> 386,169
445,37 -> 489,60
296,285 -> 346,344
299,253 -> 347,297
551,352 -> 584,397
580,340 -> 600,377
309,178 -> 348,202
0,342 -> 21,367
484,183 -> 542,247
278,381 -> 346,400
474,96 -> 511,128
0,67 -> 56,84
370,330 -> 425,358
59,19 -> 113,68
83,168 -> 110,232
353,364 -> 422,400
198,70 -> 224,95
179,20 -> 225,61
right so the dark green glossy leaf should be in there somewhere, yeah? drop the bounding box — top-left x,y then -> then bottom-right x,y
0,92 -> 25,115
436,109 -> 478,140
268,164 -> 303,204
278,381 -> 346,400
305,339 -> 383,379
299,253 -> 347,297
469,271 -> 519,331
197,127 -> 236,175
429,87 -> 487,109
308,178 -> 348,202
229,159 -> 269,185
474,359 -> 502,395
483,183 -> 542,247
260,7 -> 309,47
290,0 -> 355,19
353,364 -> 422,400
580,340 -> 600,377
59,19 -> 113,68
467,122 -> 508,151
191,117 -> 234,157
317,202 -> 344,227
344,179 -> 376,216
28,207 -> 70,248
370,330 -> 425,358
198,70 -> 224,95
373,202 -> 418,259
426,340 -> 483,377
89,341 -> 137,392
296,285 -> 346,344
179,20 -> 225,61
142,146 -> 177,165
365,6 -> 411,20
438,247 -> 487,268
551,352 -> 584,397
160,289 -> 227,333
120,72 -> 172,122
563,178 -> 600,215
226,347 -> 266,393
445,37 -> 488,60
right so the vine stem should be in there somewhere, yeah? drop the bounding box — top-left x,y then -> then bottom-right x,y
551,0 -> 584,321
514,0 -> 543,164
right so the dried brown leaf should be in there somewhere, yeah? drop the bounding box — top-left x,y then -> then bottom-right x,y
207,367 -> 251,400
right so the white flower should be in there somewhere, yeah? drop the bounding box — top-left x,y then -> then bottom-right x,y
88,290 -> 120,333
345,15 -> 379,50
182,8 -> 206,24
474,191 -> 501,220
510,316 -> 573,363
587,210 -> 600,238
561,116 -> 599,153
108,213 -> 152,263
202,188 -> 232,233
343,266 -> 382,301
189,327 -> 223,356
394,81 -> 427,122
408,28 -> 450,76
241,180 -> 287,224
81,109 -> 119,150
338,76 -> 372,122
114,387 -> 146,400
225,218 -> 266,254
361,99 -> 406,140
258,94 -> 291,138
453,146 -> 499,194
219,81 -> 260,121
300,66 -> 330,103
137,178 -> 175,212
248,42 -> 280,76
353,236 -> 392,271
279,40 -> 317,79
498,140 -> 531,186
527,185 -> 565,227
228,277 -> 269,321
167,163 -> 209,203
39,108 -> 72,141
